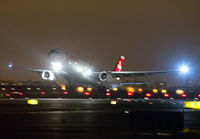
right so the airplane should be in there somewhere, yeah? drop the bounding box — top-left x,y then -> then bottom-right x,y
8,49 -> 189,91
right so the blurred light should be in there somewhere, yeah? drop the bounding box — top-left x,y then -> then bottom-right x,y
87,87 -> 92,92
164,93 -> 169,97
61,84 -> 66,90
182,94 -> 187,97
11,88 -> 15,90
127,92 -> 133,96
105,93 -> 111,96
27,88 -> 31,90
185,101 -> 200,109
180,65 -> 189,74
124,111 -> 129,113
76,86 -> 84,93
8,64 -> 13,68
106,89 -> 110,92
110,100 -> 117,105
5,94 -> 10,97
52,62 -> 62,71
84,92 -> 90,96
161,89 -> 167,94
1,88 -> 6,91
36,88 -> 40,90
146,93 -> 151,97
41,92 -> 45,95
27,99 -> 38,105
198,94 -> 200,98
127,87 -> 134,93
176,89 -> 184,94
112,88 -> 118,91
64,91 -> 68,94
152,89 -> 158,93
52,87 -> 57,90
18,93 -> 23,95
138,88 -> 143,92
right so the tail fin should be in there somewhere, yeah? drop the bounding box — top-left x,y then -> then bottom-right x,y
114,56 -> 125,71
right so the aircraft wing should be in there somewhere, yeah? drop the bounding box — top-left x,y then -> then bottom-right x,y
110,70 -> 177,78
9,65 -> 46,73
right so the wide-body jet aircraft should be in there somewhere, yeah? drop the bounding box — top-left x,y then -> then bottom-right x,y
9,49 -> 189,91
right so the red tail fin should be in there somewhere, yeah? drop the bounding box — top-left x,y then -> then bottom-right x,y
114,56 -> 125,71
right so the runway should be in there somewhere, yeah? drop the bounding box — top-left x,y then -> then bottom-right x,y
0,98 -> 199,138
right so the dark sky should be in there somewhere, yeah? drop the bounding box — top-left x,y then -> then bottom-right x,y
1,0 -> 200,85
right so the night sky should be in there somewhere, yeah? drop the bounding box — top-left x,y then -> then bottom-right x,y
1,0 -> 200,86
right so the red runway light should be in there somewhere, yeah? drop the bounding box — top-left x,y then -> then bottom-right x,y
164,93 -> 169,97
41,92 -> 45,95
127,92 -> 133,96
105,93 -> 111,96
5,94 -> 10,97
181,94 -> 187,97
64,92 -> 68,94
19,93 -> 23,95
84,92 -> 90,96
145,93 -> 151,97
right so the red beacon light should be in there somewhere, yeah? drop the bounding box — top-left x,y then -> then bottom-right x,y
19,92 -> 23,96
105,93 -> 111,96
5,94 -> 10,97
198,94 -> 200,98
181,94 -> 187,97
127,92 -> 133,96
84,92 -> 90,96
145,93 -> 151,97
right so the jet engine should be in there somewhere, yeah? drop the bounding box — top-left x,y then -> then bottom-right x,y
99,71 -> 108,81
41,70 -> 55,80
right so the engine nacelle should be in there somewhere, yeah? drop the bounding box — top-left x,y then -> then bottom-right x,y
41,70 -> 55,81
99,71 -> 108,81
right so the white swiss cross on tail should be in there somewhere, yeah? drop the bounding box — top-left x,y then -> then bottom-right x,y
114,56 -> 125,72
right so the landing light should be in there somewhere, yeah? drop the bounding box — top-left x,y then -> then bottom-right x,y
84,69 -> 92,76
180,65 -> 189,74
52,62 -> 62,71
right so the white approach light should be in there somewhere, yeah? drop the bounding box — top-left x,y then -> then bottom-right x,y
52,62 -> 62,71
180,65 -> 189,74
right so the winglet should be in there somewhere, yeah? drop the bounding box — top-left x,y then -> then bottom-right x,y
114,56 -> 125,71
